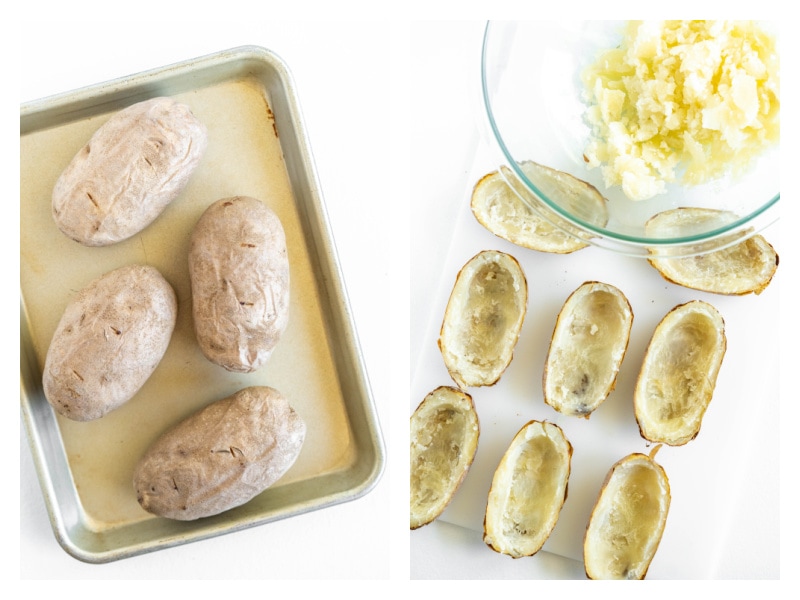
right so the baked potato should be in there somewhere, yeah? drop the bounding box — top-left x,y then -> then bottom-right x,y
52,96 -> 207,246
189,196 -> 290,373
133,386 -> 305,521
583,446 -> 671,580
42,264 -> 178,421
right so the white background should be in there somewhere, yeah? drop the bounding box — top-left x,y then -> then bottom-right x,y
11,6 -> 798,590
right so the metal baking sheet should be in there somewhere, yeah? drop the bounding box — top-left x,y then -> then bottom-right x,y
20,45 -> 385,564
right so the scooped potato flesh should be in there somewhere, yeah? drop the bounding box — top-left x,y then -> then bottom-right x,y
635,302 -> 726,445
410,386 -> 479,529
544,283 -> 633,417
484,421 -> 571,558
439,251 -> 527,388
584,453 -> 670,580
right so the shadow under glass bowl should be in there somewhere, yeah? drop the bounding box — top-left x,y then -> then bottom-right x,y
480,20 -> 780,258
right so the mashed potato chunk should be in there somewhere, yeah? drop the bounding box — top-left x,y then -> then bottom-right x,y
582,20 -> 780,201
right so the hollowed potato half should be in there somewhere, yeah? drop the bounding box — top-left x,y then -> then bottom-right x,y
410,386 -> 480,530
471,161 -> 608,254
439,250 -> 527,388
583,447 -> 671,580
483,420 -> 572,558
634,300 -> 726,446
543,281 -> 633,418
646,207 -> 778,295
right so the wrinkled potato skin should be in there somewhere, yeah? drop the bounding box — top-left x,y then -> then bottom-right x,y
133,386 -> 306,521
189,196 -> 290,373
52,97 -> 208,246
42,264 -> 178,421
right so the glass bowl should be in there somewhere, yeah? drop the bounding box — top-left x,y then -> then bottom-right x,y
480,20 -> 780,257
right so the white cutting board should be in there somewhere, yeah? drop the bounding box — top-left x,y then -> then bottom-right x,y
410,136 -> 781,571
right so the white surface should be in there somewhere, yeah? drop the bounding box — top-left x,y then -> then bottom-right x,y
410,21 -> 785,580
17,18 -> 403,580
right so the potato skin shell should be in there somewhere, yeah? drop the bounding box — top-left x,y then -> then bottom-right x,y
438,250 -> 528,388
470,162 -> 608,254
42,264 -> 178,421
542,281 -> 633,418
189,196 -> 290,373
52,97 -> 208,246
410,386 -> 480,530
647,236 -> 779,296
133,386 -> 306,521
583,450 -> 671,580
483,420 -> 572,558
634,300 -> 726,446
645,208 -> 779,296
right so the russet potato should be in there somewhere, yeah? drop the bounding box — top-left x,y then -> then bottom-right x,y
42,264 -> 177,421
52,97 -> 207,246
189,196 -> 290,373
133,386 -> 305,521
483,420 -> 572,558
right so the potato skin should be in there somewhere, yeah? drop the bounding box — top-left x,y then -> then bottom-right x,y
133,386 -> 306,521
583,449 -> 670,580
52,97 -> 208,246
543,281 -> 633,418
634,300 -> 726,446
189,196 -> 290,373
410,386 -> 480,530
42,264 -> 178,421
483,420 -> 572,558
438,250 -> 527,388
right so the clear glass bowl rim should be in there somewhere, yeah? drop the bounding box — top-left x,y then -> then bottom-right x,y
480,20 -> 780,248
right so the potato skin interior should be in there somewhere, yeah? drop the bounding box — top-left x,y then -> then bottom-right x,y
543,281 -> 633,418
410,386 -> 479,529
646,208 -> 779,296
471,161 -> 609,254
634,300 -> 726,446
439,250 -> 527,388
483,420 -> 572,558
583,450 -> 670,580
